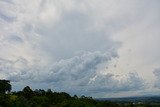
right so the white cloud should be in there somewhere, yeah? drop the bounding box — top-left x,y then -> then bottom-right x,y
106,0 -> 160,85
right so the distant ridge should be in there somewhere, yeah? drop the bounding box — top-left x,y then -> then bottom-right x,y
95,96 -> 160,103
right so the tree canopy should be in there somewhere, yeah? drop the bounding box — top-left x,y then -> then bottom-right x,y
0,79 -> 11,93
0,80 -> 155,107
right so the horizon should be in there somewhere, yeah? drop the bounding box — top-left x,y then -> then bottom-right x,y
4,81 -> 160,98
0,0 -> 160,98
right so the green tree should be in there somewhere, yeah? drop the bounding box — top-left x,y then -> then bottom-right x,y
0,94 -> 11,107
0,79 -> 11,93
22,86 -> 33,100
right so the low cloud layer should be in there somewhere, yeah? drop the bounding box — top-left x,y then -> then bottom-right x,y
0,51 -> 146,97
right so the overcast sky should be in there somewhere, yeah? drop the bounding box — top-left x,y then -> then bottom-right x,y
0,0 -> 160,98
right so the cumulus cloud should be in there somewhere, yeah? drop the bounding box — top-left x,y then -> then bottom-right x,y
86,72 -> 146,94
40,51 -> 145,93
42,51 -> 116,86
5,51 -> 145,97
0,57 -> 34,82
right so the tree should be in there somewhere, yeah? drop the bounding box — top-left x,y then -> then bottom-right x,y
0,79 -> 11,93
73,95 -> 78,99
22,86 -> 33,99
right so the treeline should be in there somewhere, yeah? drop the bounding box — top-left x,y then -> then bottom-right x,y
0,80 -> 153,107
0,85 -> 123,107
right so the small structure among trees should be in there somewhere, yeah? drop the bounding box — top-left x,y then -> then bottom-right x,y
0,79 -> 11,93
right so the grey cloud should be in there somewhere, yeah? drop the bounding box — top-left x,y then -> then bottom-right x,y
86,72 -> 146,94
0,50 -> 145,96
0,11 -> 15,22
0,0 -> 156,97
36,10 -> 120,60
7,35 -> 24,44
34,51 -> 145,95
153,68 -> 160,88
0,0 -> 16,23
0,0 -> 14,4
0,57 -> 34,82
42,51 -> 116,83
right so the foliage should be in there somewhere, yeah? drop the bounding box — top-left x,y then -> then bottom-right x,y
0,80 -> 158,107
0,80 -> 11,93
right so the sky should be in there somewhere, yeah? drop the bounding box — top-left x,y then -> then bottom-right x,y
0,0 -> 160,98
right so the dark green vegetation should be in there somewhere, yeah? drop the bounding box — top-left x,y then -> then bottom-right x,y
0,80 -> 160,107
0,80 -> 11,93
